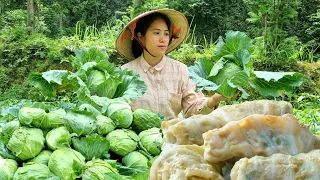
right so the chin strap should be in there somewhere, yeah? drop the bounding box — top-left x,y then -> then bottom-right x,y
126,20 -> 156,57
131,34 -> 156,57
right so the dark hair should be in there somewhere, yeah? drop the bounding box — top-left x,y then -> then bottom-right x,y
132,13 -> 171,58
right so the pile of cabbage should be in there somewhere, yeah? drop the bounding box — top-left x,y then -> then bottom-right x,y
0,102 -> 163,180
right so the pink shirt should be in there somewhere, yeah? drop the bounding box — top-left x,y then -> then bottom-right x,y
121,55 -> 213,120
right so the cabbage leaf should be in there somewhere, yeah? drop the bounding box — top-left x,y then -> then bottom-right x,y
188,31 -> 303,98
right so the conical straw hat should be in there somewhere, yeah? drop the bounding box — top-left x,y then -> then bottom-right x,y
115,9 -> 189,60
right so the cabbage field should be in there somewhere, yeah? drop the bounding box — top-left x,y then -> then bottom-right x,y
0,47 -> 163,179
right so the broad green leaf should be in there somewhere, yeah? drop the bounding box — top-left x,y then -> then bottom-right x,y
210,62 -> 242,85
81,62 -> 98,71
96,76 -> 122,98
72,135 -> 110,161
209,58 -> 226,77
249,71 -> 303,97
112,69 -> 147,102
230,71 -> 250,87
73,47 -> 109,70
215,79 -> 237,98
42,70 -> 69,85
78,104 -> 101,116
213,31 -> 253,61
29,72 -> 56,97
188,58 -> 218,92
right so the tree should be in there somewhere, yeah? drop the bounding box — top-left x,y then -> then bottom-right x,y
27,0 -> 35,34
244,0 -> 301,54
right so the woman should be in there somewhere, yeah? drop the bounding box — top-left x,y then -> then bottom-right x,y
115,9 -> 233,121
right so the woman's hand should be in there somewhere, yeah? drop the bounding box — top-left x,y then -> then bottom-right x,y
207,90 -> 240,109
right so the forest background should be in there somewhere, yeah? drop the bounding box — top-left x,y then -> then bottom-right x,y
0,0 -> 319,132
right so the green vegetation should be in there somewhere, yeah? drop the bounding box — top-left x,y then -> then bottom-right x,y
0,0 -> 319,178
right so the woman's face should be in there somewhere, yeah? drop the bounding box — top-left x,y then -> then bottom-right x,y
139,18 -> 170,58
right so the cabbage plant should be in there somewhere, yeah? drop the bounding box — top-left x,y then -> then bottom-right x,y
18,107 -> 48,129
46,126 -> 71,150
2,121 -> 20,137
105,100 -> 133,128
72,134 -> 110,161
188,31 -> 303,98
64,111 -> 96,136
0,158 -> 18,180
139,128 -> 163,156
82,159 -> 119,180
28,150 -> 52,165
106,129 -> 139,156
122,151 -> 149,170
47,109 -> 66,128
13,163 -> 53,180
96,115 -> 116,135
0,137 -> 17,160
7,127 -> 45,160
48,148 -> 85,180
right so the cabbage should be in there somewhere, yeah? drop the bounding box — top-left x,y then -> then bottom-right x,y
106,129 -> 138,156
2,121 -> 20,137
211,62 -> 242,85
132,109 -> 162,133
0,137 -> 17,160
46,126 -> 71,150
47,109 -> 66,128
18,107 -> 48,128
87,69 -> 106,94
96,115 -> 116,135
139,128 -> 163,156
122,151 -> 149,170
48,148 -> 85,180
13,163 -> 53,180
64,111 -> 96,136
7,127 -> 45,160
71,134 -> 110,161
82,159 -> 119,180
28,150 -> 52,165
106,100 -> 133,128
0,158 -> 18,180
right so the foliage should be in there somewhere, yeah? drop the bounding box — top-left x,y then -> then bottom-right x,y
306,4 -> 320,44
293,61 -> 320,94
169,0 -> 249,43
188,31 -> 303,99
244,0 -> 304,70
169,24 -> 216,66
292,93 -> 320,134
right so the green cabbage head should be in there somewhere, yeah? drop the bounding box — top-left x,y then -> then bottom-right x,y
82,159 -> 119,180
122,151 -> 149,170
48,148 -> 85,180
47,109 -> 66,128
28,150 -> 52,165
96,115 -> 116,135
64,111 -> 96,136
139,128 -> 163,156
106,129 -> 138,156
2,121 -> 20,137
0,158 -> 18,180
18,107 -> 48,129
46,126 -> 71,150
106,100 -> 133,128
8,127 -> 45,160
13,163 -> 53,180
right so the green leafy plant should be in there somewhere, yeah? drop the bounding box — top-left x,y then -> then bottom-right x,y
188,31 -> 303,99
29,47 -> 147,107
